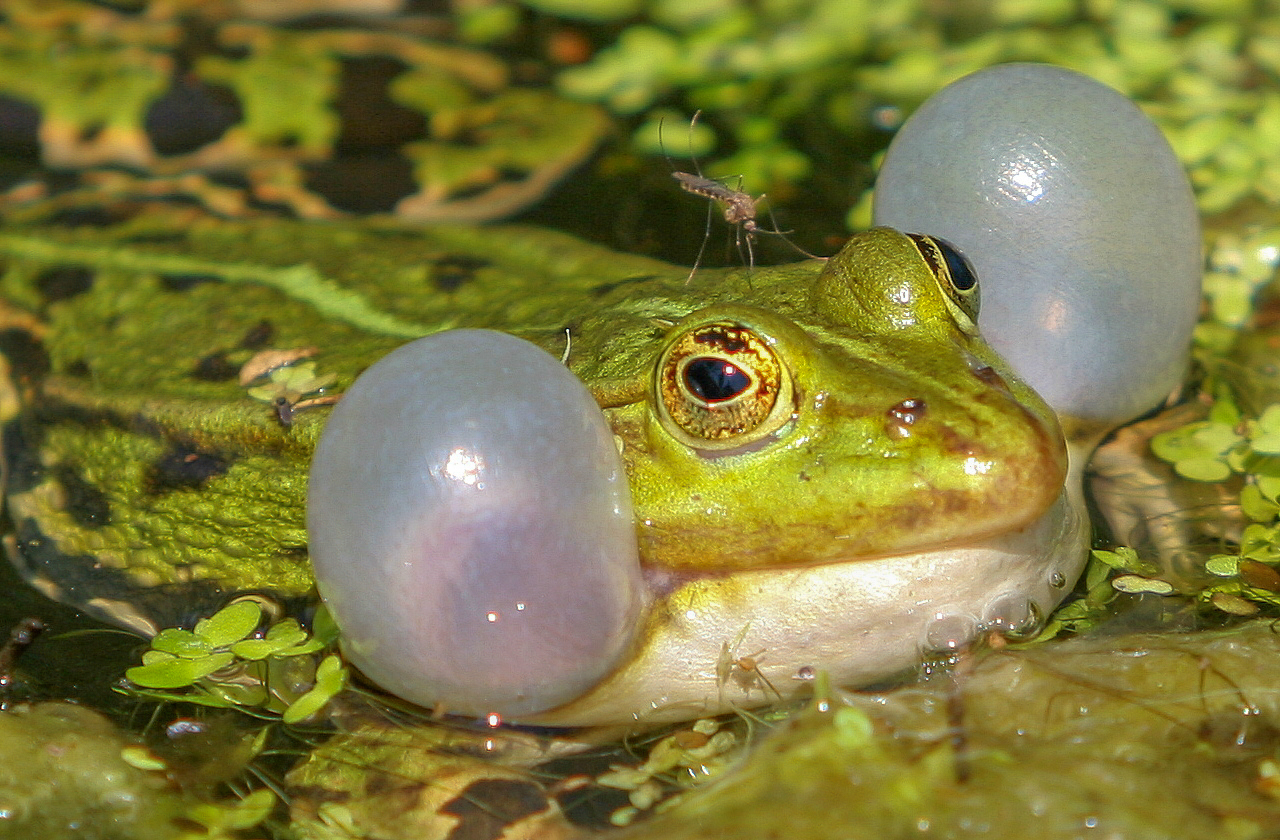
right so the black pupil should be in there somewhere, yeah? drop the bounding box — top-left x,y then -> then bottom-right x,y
935,238 -> 977,291
685,358 -> 751,402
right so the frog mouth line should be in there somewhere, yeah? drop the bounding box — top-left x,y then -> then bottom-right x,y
635,482 -> 1072,602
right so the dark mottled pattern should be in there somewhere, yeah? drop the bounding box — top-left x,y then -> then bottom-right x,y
119,231 -> 188,245
440,778 -> 550,840
35,266 -> 94,303
0,328 -> 51,384
0,93 -> 40,161
2,418 -> 45,496
145,77 -> 241,157
430,255 -> 490,293
192,351 -> 239,382
160,273 -> 223,292
52,465 -> 111,528
239,320 -> 274,350
146,447 -> 231,492
9,517 -> 230,631
46,204 -> 139,229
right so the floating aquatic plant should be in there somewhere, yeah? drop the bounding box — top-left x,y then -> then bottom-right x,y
121,599 -> 346,725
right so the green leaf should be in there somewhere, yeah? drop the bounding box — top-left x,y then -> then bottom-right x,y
1206,554 -> 1241,577
1208,393 -> 1242,427
1152,420 -> 1242,481
229,638 -> 282,661
126,651 -> 235,689
1242,484 -> 1280,522
231,619 -> 322,659
150,628 -> 212,658
1111,574 -> 1175,595
119,745 -> 167,771
311,603 -> 341,647
194,601 -> 263,648
1089,547 -> 1157,575
201,679 -> 270,708
1209,591 -> 1259,615
1091,548 -> 1137,569
1174,456 -> 1233,482
186,788 -> 275,832
1242,522 -> 1280,563
282,655 -> 346,724
1259,472 -> 1280,499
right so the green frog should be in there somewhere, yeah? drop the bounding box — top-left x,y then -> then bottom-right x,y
0,205 -> 1075,691
0,207 -> 1085,838
0,50 -> 1206,838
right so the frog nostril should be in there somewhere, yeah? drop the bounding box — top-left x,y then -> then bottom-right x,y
885,398 -> 927,439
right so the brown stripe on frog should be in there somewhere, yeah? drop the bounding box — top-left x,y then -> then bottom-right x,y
439,778 -> 557,840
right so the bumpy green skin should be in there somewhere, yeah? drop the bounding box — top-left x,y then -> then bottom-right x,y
0,212 -> 1062,644
0,2 -> 607,223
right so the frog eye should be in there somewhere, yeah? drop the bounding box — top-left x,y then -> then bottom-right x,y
907,233 -> 980,329
656,321 -> 794,450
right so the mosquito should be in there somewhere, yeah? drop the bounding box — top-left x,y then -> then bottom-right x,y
662,111 -> 817,281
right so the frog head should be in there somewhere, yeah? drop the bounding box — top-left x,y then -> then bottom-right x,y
620,227 -> 1064,574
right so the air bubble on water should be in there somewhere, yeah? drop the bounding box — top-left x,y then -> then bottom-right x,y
921,612 -> 979,655
984,594 -> 1044,640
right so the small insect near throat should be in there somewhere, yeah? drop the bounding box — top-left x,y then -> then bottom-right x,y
662,112 -> 818,281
